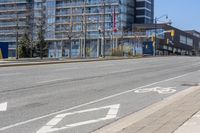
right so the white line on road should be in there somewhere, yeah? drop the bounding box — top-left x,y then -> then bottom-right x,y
0,102 -> 7,112
37,78 -> 71,84
54,64 -> 114,72
134,87 -> 177,94
54,67 -> 80,71
0,70 -> 198,131
36,104 -> 120,133
0,73 -> 22,77
38,62 -> 200,84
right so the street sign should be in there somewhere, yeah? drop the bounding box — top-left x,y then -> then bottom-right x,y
37,104 -> 120,133
146,29 -> 165,39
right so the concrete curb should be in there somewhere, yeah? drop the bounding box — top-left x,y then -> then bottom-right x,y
0,57 -> 143,67
93,86 -> 200,133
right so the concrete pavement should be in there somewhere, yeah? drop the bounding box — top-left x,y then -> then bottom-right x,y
174,110 -> 200,133
0,57 -> 141,67
0,56 -> 199,133
94,85 -> 200,133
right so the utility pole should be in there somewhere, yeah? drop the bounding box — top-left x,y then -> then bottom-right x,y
40,0 -> 45,59
154,17 -> 157,56
84,1 -> 87,58
69,6 -> 73,58
28,1 -> 34,58
103,1 -> 106,57
154,15 -> 168,56
81,19 -> 84,58
15,1 -> 19,60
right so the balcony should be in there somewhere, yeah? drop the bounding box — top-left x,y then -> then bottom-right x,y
0,0 -> 27,5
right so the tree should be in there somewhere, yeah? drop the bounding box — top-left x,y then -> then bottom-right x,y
35,0 -> 48,59
36,25 -> 48,59
19,32 -> 31,58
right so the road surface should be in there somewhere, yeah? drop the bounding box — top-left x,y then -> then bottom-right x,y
0,56 -> 200,133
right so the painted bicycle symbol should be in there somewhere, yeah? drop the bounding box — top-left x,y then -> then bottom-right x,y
134,87 -> 176,94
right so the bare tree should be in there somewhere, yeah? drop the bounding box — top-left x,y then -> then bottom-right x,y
35,0 -> 48,59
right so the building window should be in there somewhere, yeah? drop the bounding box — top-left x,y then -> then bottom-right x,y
180,35 -> 193,46
186,38 -> 193,46
199,42 -> 200,49
180,35 -> 187,44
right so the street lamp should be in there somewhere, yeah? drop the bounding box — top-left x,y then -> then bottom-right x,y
102,1 -> 106,58
15,1 -> 19,60
98,26 -> 103,57
154,14 -> 168,56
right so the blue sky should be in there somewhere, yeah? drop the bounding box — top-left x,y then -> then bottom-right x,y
155,0 -> 200,31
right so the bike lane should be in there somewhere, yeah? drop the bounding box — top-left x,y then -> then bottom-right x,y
1,70 -> 200,133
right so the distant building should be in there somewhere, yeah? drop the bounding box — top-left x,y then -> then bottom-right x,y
0,0 -> 154,58
133,24 -> 200,56
135,0 -> 154,24
186,30 -> 200,55
0,0 -> 32,57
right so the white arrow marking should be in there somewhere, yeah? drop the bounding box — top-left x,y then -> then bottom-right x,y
37,104 -> 120,133
0,102 -> 7,112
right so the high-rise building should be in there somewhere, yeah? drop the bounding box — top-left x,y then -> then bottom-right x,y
45,0 -> 137,58
135,0 -> 154,24
0,0 -> 33,57
0,0 -> 154,58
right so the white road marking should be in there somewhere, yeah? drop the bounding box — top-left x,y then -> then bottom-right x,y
0,102 -> 7,112
37,78 -> 71,84
39,62 -> 200,84
54,67 -> 79,71
0,73 -> 22,77
55,64 -> 114,72
0,70 -> 198,131
99,64 -> 114,67
134,87 -> 176,94
36,104 -> 120,133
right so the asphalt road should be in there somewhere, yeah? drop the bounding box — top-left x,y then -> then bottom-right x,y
0,56 -> 200,133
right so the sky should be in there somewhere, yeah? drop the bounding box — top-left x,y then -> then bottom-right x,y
155,0 -> 200,32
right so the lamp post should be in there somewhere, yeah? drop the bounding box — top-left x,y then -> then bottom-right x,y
84,1 -> 87,58
102,1 -> 106,57
15,1 -> 19,60
98,26 -> 103,57
154,14 -> 168,56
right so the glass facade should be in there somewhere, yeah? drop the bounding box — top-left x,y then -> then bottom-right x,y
46,0 -> 136,58
135,0 -> 154,24
0,0 -> 31,57
0,0 -> 154,58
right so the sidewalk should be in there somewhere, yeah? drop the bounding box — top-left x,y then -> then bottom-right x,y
94,85 -> 200,133
174,111 -> 200,133
0,57 -> 140,67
